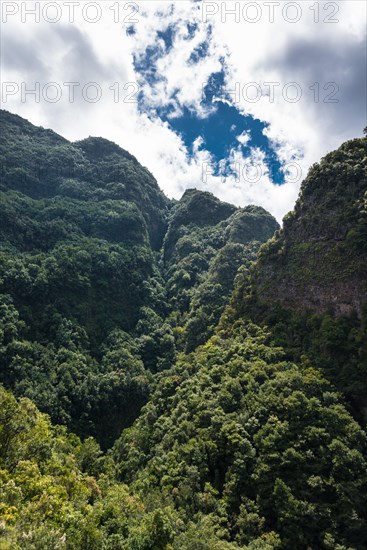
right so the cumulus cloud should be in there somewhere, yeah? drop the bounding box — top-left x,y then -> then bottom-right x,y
1,0 -> 365,222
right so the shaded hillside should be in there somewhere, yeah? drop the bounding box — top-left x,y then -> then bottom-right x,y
0,110 -> 168,249
0,111 -> 278,446
0,110 -> 171,446
0,110 -> 172,352
163,190 -> 279,350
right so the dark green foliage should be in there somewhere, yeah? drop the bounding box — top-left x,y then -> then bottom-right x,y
163,190 -> 279,349
0,112 -> 278,442
0,295 -> 152,449
115,324 -> 367,549
1,111 -> 366,549
0,110 -> 169,249
184,242 -> 259,351
0,110 -> 171,444
229,298 -> 367,426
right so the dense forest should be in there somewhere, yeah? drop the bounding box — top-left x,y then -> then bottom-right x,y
0,110 -> 366,549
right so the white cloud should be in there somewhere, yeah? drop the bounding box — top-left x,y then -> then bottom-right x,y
1,0 -> 365,223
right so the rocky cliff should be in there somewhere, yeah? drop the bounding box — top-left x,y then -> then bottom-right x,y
251,137 -> 367,317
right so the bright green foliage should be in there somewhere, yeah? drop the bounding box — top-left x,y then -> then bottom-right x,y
0,385 -> 182,549
0,385 -> 286,549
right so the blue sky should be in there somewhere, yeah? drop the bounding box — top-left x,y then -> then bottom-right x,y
1,0 -> 365,221
133,22 -> 287,184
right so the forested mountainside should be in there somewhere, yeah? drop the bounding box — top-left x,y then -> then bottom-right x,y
163,190 -> 278,352
0,110 -> 366,549
0,110 -> 277,447
226,136 -> 367,423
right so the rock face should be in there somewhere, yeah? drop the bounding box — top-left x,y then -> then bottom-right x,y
252,137 -> 367,317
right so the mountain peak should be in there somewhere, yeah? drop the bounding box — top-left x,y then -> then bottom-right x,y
74,136 -> 136,162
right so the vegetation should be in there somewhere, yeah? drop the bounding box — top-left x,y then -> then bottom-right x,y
225,136 -> 367,424
115,323 -> 367,549
0,385 -> 181,549
0,111 -> 366,548
0,111 -> 277,444
0,110 -> 171,447
163,191 -> 278,351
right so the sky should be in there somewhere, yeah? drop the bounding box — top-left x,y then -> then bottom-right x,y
1,0 -> 366,221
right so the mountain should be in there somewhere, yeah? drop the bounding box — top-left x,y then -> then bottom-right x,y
251,137 -> 367,317
113,136 -> 367,549
0,110 -> 366,549
0,110 -> 174,447
226,136 -> 367,423
163,189 -> 279,351
0,110 -> 277,446
0,109 -> 169,249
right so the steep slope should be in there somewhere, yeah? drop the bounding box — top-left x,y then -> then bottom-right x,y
163,190 -> 279,350
0,111 -> 278,446
226,136 -> 367,422
0,109 -> 168,249
0,109 -> 171,346
112,138 -> 367,550
0,110 -> 171,446
251,137 -> 367,317
115,324 -> 367,549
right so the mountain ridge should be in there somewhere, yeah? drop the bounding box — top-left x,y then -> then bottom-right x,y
0,110 -> 366,549
0,109 -> 278,444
